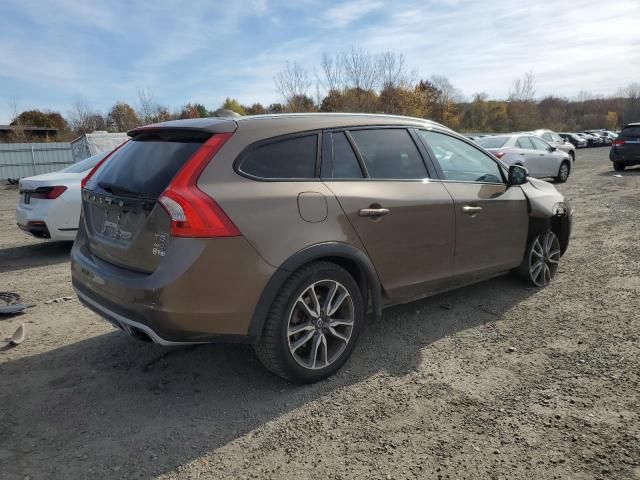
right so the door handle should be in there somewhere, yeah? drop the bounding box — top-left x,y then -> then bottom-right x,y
519,152 -> 525,155
461,205 -> 482,215
359,208 -> 390,217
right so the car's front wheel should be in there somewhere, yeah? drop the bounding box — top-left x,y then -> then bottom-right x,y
255,261 -> 363,383
613,162 -> 625,172
555,161 -> 570,183
516,230 -> 561,287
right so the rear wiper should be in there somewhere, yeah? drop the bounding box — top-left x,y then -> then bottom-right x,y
98,181 -> 152,199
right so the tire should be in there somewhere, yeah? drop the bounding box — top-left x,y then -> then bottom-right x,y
555,161 -> 570,183
254,261 -> 363,383
613,162 -> 625,172
515,230 -> 561,287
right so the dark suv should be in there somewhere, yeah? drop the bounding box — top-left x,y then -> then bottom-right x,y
610,123 -> 640,171
72,114 -> 572,382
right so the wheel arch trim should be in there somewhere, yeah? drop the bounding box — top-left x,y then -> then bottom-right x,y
247,242 -> 382,339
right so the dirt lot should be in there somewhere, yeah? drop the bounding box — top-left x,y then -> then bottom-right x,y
0,148 -> 638,480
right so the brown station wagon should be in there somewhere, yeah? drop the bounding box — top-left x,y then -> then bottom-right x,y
71,114 -> 572,382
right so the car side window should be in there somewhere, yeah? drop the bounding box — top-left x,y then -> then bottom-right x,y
238,135 -> 318,179
417,130 -> 503,183
322,132 -> 364,179
516,136 -> 534,149
530,137 -> 550,151
348,129 -> 427,179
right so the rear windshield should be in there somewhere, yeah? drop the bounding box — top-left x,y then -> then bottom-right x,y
91,132 -> 207,198
476,136 -> 508,148
621,126 -> 640,138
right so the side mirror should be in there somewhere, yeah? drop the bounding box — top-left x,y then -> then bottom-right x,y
508,164 -> 528,186
549,145 -> 557,152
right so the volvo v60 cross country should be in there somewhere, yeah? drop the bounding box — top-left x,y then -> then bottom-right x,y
71,114 -> 572,383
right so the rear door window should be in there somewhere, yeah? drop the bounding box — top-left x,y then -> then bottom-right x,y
322,132 -> 363,179
92,134 -> 206,199
349,129 -> 427,179
239,135 -> 318,179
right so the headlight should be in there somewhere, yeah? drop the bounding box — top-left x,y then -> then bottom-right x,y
553,202 -> 569,216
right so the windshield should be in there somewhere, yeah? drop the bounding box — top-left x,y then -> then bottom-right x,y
476,136 -> 509,148
60,152 -> 108,173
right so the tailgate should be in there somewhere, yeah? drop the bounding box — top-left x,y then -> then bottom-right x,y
82,129 -> 209,273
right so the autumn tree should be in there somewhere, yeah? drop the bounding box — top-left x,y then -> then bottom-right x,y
244,103 -> 267,115
221,98 -> 246,115
506,71 -> 540,131
108,102 -> 139,131
136,88 -> 170,124
179,102 -> 208,119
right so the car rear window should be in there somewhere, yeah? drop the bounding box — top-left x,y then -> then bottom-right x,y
516,137 -> 534,149
476,136 -> 508,148
92,132 -> 207,198
621,126 -> 640,138
239,135 -> 318,179
60,152 -> 106,173
349,129 -> 427,179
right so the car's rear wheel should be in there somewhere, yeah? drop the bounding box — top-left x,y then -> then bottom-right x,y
556,161 -> 570,183
255,261 -> 363,383
613,162 -> 625,172
516,230 -> 561,287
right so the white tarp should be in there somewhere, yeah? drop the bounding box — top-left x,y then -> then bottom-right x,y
71,131 -> 128,162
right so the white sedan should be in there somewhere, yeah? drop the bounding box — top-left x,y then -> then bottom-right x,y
15,152 -> 107,241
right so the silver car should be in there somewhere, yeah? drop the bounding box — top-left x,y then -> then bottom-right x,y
532,129 -> 576,162
476,134 -> 572,183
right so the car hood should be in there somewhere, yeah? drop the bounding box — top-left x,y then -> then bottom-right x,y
521,177 -> 565,218
19,172 -> 84,191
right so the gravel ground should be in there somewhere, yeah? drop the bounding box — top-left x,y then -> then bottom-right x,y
0,147 -> 638,480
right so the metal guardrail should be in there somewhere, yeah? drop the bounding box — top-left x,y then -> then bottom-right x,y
0,143 -> 74,180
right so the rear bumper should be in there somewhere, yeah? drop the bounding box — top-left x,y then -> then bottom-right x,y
71,232 -> 276,343
75,287 -> 200,345
610,150 -> 640,166
16,198 -> 78,241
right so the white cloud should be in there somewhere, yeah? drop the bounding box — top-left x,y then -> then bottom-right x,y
323,0 -> 385,27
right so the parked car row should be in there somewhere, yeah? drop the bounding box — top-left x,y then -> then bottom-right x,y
560,130 -> 618,148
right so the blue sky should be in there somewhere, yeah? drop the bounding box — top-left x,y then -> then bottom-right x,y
1,0 -> 639,122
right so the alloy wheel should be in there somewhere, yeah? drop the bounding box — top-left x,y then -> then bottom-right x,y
528,231 -> 561,287
559,163 -> 570,182
287,280 -> 354,370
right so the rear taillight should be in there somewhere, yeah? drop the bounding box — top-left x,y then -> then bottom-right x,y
612,139 -> 625,147
159,132 -> 240,238
31,186 -> 67,199
494,151 -> 505,159
81,140 -> 129,189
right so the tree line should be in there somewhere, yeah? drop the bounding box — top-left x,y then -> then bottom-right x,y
5,47 -> 640,143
